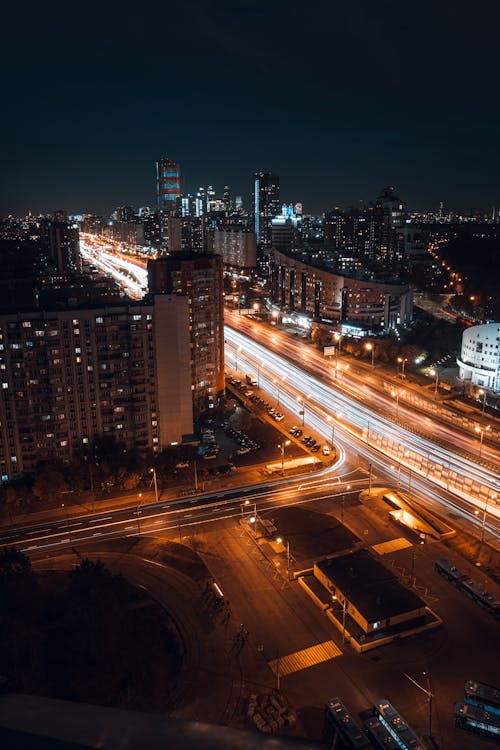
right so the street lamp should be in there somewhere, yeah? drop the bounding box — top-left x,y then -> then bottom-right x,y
341,484 -> 351,524
235,345 -> 242,373
479,492 -> 497,546
136,492 -> 144,535
428,368 -> 439,398
474,424 -> 490,458
276,536 -> 290,577
150,467 -> 159,502
365,342 -> 375,367
333,331 -> 342,355
478,388 -> 487,414
327,415 -> 335,447
391,389 -> 405,420
257,360 -> 265,388
273,377 -> 285,407
278,440 -> 291,475
397,356 -> 408,379
297,395 -> 308,426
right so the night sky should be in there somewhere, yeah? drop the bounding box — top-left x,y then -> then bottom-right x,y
2,0 -> 499,216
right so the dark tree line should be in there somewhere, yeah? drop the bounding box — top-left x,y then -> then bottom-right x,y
0,551 -> 181,710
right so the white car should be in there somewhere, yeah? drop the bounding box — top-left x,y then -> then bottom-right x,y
322,446 -> 331,456
274,413 -> 284,422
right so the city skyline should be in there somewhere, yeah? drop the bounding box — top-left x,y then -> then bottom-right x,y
2,1 -> 500,216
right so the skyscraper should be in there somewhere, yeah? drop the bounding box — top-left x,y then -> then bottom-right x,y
156,158 -> 181,213
254,172 -> 280,249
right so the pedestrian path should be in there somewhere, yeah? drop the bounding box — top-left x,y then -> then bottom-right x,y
267,640 -> 342,677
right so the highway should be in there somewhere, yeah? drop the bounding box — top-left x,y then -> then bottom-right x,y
223,322 -> 500,539
226,310 -> 500,467
80,235 -> 148,298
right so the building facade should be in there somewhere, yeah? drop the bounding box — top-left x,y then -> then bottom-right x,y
47,218 -> 81,274
269,248 -> 413,331
457,322 -> 500,392
209,228 -> 257,269
147,253 -> 225,414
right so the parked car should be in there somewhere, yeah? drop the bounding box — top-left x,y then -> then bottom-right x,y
289,426 -> 299,434
293,428 -> 303,437
175,461 -> 190,469
311,445 -> 320,453
322,445 -> 331,456
237,447 -> 251,455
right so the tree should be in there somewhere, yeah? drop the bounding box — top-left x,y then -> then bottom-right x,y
0,547 -> 39,617
32,466 -> 68,503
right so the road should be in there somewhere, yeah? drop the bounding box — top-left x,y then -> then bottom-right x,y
224,318 -> 500,542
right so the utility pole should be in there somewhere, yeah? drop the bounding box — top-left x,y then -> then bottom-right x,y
402,671 -> 434,744
194,460 -> 198,491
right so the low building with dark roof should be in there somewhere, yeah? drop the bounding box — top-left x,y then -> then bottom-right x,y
314,549 -> 426,635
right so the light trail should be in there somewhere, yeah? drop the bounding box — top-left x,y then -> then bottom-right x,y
224,326 -> 500,533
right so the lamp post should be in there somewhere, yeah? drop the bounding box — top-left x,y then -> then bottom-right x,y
150,467 -> 159,502
429,368 -> 439,398
365,342 -> 375,368
279,440 -> 291,476
474,424 -> 490,458
478,388 -> 487,414
136,492 -> 143,535
235,345 -> 242,373
273,378 -> 281,407
391,389 -> 404,420
341,484 -> 351,525
327,415 -> 335,447
333,331 -> 342,354
479,492 -> 496,545
297,396 -> 305,426
276,536 -> 290,578
397,356 -> 408,379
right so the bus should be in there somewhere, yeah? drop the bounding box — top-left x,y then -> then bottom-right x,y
434,558 -> 500,619
464,680 -> 500,716
455,702 -> 500,740
363,717 -> 400,750
373,700 -> 424,749
324,698 -> 371,749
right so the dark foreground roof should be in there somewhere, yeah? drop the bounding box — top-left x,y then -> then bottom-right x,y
0,694 -> 323,750
315,549 -> 425,622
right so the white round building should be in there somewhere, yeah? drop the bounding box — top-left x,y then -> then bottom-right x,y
457,322 -> 500,392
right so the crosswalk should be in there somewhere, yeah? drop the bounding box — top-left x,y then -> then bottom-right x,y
268,640 -> 342,677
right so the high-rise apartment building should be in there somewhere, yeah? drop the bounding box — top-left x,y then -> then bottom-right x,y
254,172 -> 280,248
156,158 -> 181,213
47,216 -> 81,274
147,252 -> 224,415
209,228 -> 257,269
0,293 -> 208,481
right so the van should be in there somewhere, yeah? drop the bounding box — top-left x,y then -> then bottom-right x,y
245,373 -> 258,386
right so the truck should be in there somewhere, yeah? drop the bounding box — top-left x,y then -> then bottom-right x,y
245,373 -> 257,386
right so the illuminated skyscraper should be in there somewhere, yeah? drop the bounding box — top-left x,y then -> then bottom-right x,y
156,158 -> 181,213
254,172 -> 280,248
